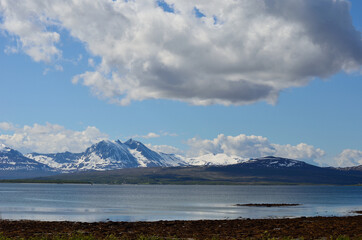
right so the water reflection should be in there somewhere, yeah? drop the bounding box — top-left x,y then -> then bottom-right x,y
0,184 -> 361,222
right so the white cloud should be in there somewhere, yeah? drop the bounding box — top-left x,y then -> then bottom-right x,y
0,1 -> 61,62
0,122 -> 15,131
131,131 -> 178,139
146,144 -> 184,155
160,131 -> 178,137
334,149 -> 362,167
0,122 -> 108,153
1,0 -> 361,105
187,134 -> 325,164
143,132 -> 160,139
131,132 -> 161,139
272,143 -> 326,162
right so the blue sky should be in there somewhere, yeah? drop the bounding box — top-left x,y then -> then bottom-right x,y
0,0 -> 361,167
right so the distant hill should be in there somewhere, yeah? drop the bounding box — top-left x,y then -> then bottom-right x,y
19,156 -> 362,185
339,165 -> 362,172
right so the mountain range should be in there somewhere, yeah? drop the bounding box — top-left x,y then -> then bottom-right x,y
14,156 -> 362,185
1,140 -> 361,184
1,139 -> 246,179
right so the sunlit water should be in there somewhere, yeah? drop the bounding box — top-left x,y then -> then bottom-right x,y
0,183 -> 361,222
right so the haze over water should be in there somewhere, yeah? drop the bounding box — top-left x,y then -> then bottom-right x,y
0,183 -> 361,222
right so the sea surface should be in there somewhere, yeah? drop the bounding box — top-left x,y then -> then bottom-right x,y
0,183 -> 361,222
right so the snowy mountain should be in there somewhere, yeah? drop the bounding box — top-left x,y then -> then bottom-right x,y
12,140 -> 325,175
124,139 -> 186,167
5,140 -> 359,181
75,140 -> 138,171
185,153 -> 247,166
242,156 -> 311,169
3,140 -> 362,184
26,151 -> 82,172
0,144 -> 55,179
36,155 -> 362,185
26,139 -> 187,172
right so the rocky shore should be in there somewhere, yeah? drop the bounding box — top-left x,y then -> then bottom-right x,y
0,215 -> 362,239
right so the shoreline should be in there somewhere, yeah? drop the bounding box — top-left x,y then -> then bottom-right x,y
1,215 -> 362,239
1,181 -> 362,186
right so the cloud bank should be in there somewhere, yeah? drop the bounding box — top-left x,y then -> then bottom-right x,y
187,134 -> 325,164
146,144 -> 184,155
0,122 -> 108,153
1,0 -> 361,105
335,149 -> 362,167
1,122 -> 361,167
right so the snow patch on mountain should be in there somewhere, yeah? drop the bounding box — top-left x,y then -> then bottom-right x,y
186,153 -> 248,166
246,156 -> 309,168
25,154 -> 64,169
77,152 -> 112,171
128,148 -> 149,167
124,139 -> 186,167
25,152 -> 81,172
159,153 -> 187,167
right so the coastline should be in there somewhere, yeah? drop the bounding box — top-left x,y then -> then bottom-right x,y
1,180 -> 362,186
1,215 -> 362,239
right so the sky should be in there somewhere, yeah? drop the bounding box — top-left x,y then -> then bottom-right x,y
0,0 -> 361,167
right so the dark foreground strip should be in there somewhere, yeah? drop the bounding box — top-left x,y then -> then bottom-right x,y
0,216 -> 362,239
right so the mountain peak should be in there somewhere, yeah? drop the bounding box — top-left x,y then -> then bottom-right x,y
125,138 -> 138,144
90,140 -> 120,149
97,139 -> 113,145
124,138 -> 145,148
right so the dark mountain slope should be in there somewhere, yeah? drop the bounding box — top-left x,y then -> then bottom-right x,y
339,165 -> 362,172
22,156 -> 362,185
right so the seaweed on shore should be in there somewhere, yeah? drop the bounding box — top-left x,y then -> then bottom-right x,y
0,216 -> 361,240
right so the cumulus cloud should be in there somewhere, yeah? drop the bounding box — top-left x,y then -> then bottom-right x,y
273,143 -> 326,162
0,122 -> 108,153
334,149 -> 362,167
0,1 -> 61,62
187,134 -> 325,164
1,0 -> 361,105
0,122 -> 15,131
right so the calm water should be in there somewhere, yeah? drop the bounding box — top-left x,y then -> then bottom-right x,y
0,183 -> 361,222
